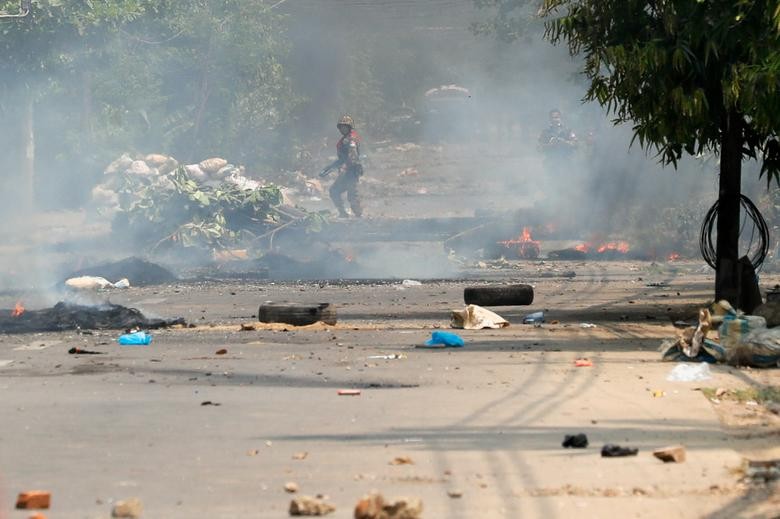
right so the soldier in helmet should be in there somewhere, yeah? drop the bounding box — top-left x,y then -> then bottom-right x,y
319,114 -> 363,218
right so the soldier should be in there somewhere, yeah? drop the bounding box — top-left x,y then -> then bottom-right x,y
320,114 -> 363,218
538,108 -> 578,157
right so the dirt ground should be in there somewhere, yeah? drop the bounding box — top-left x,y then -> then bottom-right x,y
1,260 -> 779,519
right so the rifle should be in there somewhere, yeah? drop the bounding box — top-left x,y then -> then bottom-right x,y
319,159 -> 341,178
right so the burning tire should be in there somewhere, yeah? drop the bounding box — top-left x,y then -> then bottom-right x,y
257,303 -> 337,326
464,285 -> 534,306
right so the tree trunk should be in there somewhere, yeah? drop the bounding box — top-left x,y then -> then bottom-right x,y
715,109 -> 742,306
21,85 -> 35,211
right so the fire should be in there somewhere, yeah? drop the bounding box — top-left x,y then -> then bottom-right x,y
596,241 -> 630,254
667,252 -> 680,262
575,243 -> 589,253
11,301 -> 24,317
499,227 -> 541,259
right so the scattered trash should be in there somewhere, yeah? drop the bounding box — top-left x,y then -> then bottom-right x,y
0,359 -> 14,368
601,444 -> 638,457
354,492 -> 423,519
401,279 -> 422,287
111,498 -> 143,518
113,278 -> 131,289
292,452 -> 309,460
338,389 -> 361,396
446,490 -> 463,499
285,482 -> 300,493
743,459 -> 780,482
289,496 -> 335,516
574,358 -> 593,367
652,445 -> 686,463
580,323 -> 597,329
522,311 -> 544,325
68,347 -> 103,355
15,491 -> 50,509
65,276 -> 118,290
660,300 -> 780,367
389,456 -> 414,465
200,401 -> 221,406
651,390 -> 666,398
367,354 -> 407,360
63,257 -> 177,287
562,433 -> 589,448
27,513 -> 47,519
117,331 -> 153,346
666,362 -> 712,382
215,348 -> 227,355
450,304 -> 509,330
420,331 -> 465,348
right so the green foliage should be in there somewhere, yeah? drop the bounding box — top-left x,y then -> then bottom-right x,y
115,167 -> 286,251
541,0 -> 780,183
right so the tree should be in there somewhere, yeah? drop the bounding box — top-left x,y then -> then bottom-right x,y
478,0 -> 780,305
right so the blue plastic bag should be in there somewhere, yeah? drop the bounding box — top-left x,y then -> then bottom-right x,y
423,331 -> 465,348
117,331 -> 153,346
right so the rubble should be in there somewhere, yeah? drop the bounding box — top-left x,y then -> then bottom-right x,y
15,491 -> 50,509
285,482 -> 300,493
289,496 -> 335,516
652,445 -> 686,463
353,492 -> 423,519
111,498 -> 143,518
601,444 -> 638,457
562,434 -> 589,448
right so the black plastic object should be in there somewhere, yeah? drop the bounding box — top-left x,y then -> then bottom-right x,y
464,284 -> 534,306
258,303 -> 337,326
562,433 -> 589,448
601,444 -> 638,457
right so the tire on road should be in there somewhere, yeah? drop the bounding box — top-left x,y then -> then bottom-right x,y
464,285 -> 534,306
258,303 -> 337,326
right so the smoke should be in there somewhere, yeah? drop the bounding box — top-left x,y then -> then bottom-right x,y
0,0 -> 773,291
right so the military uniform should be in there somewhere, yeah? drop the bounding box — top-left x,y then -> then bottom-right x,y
328,115 -> 363,217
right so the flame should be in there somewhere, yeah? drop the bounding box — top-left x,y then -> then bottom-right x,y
499,227 -> 541,259
11,301 -> 24,317
667,252 -> 680,261
596,241 -> 630,254
575,243 -> 589,253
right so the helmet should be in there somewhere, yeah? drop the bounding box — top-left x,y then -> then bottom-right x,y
337,114 -> 354,128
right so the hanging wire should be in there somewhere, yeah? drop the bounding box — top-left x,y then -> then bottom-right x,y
699,194 -> 770,271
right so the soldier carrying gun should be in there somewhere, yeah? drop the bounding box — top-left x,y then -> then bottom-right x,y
320,114 -> 363,218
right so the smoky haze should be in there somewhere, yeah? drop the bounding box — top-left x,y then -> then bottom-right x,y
0,0 -> 769,290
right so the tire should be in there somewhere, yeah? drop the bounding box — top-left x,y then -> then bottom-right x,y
464,285 -> 534,306
258,303 -> 337,326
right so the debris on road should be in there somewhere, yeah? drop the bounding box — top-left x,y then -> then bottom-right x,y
580,323 -> 597,328
215,348 -> 228,355
743,459 -> 780,482
446,489 -> 463,499
367,354 -> 407,360
522,311 -> 544,325
258,303 -> 337,326
285,482 -> 300,493
0,359 -> 15,368
389,456 -> 414,465
464,284 -> 534,307
354,492 -> 423,519
338,389 -> 361,396
574,358 -> 593,367
562,433 -> 589,448
65,276 -> 127,290
15,491 -> 51,509
68,347 -> 104,355
666,362 -> 712,382
200,401 -> 221,406
289,496 -> 336,516
118,331 -> 153,346
0,302 -> 184,334
63,257 -> 177,287
450,304 -> 509,329
652,445 -> 686,463
601,444 -> 638,457
420,331 -> 465,348
292,452 -> 309,460
111,498 -> 143,518
401,279 -> 422,287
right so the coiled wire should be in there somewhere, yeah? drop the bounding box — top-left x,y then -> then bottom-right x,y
699,195 -> 770,271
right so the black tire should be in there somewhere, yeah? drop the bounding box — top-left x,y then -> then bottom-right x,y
258,303 -> 337,326
464,285 -> 534,306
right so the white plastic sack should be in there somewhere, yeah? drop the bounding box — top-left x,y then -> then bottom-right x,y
65,276 -> 115,290
451,304 -> 509,330
666,362 -> 712,382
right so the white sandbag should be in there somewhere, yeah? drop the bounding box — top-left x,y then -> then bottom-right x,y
451,304 -> 510,330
